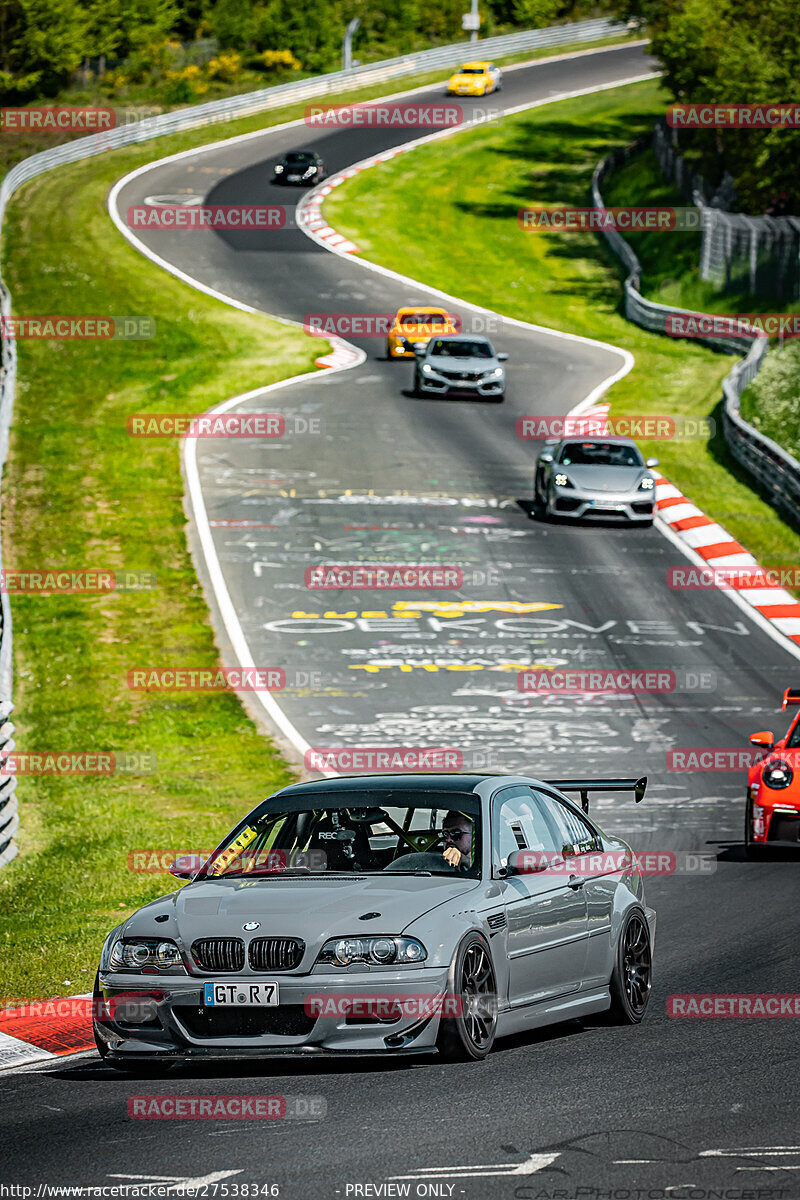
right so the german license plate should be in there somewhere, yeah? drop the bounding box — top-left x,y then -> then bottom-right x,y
204,982 -> 279,1006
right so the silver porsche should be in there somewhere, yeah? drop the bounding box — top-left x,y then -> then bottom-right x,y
94,772 -> 656,1072
534,435 -> 659,522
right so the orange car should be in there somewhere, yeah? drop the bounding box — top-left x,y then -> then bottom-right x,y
386,307 -> 459,359
745,688 -> 800,855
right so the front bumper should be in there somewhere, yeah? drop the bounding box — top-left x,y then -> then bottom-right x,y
547,488 -> 654,521
750,800 -> 800,848
96,967 -> 451,1061
418,370 -> 504,397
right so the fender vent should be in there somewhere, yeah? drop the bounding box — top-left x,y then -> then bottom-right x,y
487,912 -> 506,931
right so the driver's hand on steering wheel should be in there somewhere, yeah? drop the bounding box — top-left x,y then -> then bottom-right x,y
442,845 -> 463,867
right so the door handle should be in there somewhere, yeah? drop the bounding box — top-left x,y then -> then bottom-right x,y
567,874 -> 584,890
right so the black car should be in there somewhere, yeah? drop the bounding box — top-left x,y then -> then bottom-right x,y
273,150 -> 327,185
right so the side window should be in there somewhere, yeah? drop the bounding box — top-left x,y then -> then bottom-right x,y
536,792 -> 603,857
492,787 -> 561,871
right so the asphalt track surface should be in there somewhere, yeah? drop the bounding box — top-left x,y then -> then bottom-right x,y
3,42 -> 799,1200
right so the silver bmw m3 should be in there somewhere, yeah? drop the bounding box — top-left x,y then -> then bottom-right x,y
94,772 -> 656,1072
534,436 -> 659,522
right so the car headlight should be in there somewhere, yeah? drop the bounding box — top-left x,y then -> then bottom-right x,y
109,938 -> 185,972
762,760 -> 793,789
554,473 -> 574,488
639,476 -> 655,490
484,366 -> 504,378
317,936 -> 427,966
273,164 -> 284,174
303,167 -> 315,178
421,363 -> 435,375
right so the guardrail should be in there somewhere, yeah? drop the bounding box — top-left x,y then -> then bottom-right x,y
0,16 -> 631,867
592,142 -> 800,527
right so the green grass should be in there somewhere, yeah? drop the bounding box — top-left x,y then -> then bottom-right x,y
0,122 -> 333,1001
602,146 -> 800,313
326,77 -> 800,566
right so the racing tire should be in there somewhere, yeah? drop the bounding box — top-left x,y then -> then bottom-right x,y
436,934 -> 497,1061
606,909 -> 652,1024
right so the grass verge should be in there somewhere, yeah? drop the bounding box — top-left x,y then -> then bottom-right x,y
0,119 -> 332,1002
325,78 -> 800,567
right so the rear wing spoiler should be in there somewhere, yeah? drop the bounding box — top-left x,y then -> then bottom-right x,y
782,688 -> 800,710
544,776 -> 647,815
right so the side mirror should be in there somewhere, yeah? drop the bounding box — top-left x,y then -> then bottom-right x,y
539,452 -> 554,464
646,457 -> 659,468
496,352 -> 508,361
169,854 -> 205,880
749,731 -> 774,750
505,849 -> 564,876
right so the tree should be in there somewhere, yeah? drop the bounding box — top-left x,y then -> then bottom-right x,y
0,0 -> 88,98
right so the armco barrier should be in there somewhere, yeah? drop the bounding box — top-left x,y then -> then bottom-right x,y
592,143 -> 799,526
0,18 -> 630,867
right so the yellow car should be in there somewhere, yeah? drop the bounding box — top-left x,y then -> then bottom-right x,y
386,307 -> 459,359
446,61 -> 502,97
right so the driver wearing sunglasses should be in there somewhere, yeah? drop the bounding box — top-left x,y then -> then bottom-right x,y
441,811 -> 473,870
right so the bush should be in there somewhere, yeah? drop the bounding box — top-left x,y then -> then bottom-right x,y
206,49 -> 242,80
740,342 -> 800,459
252,49 -> 302,72
163,63 -> 208,101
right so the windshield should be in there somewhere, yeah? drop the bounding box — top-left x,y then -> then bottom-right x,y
401,312 -> 449,326
200,793 -> 481,879
286,153 -> 314,164
459,67 -> 485,74
558,441 -> 643,467
429,339 -> 492,359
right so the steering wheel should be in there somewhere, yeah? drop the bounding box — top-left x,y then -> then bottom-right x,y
389,827 -> 443,861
